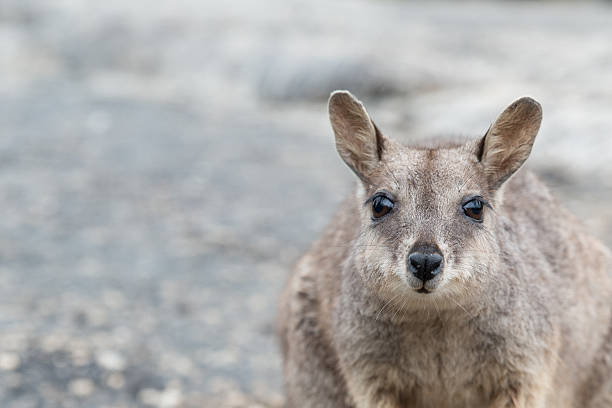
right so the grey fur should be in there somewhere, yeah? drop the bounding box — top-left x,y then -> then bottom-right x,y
278,92 -> 612,408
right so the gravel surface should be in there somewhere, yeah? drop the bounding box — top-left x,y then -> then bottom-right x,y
1,0 -> 612,406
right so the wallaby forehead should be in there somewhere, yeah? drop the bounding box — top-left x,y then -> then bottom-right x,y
382,145 -> 480,192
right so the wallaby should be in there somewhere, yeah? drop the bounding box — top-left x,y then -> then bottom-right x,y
278,91 -> 612,408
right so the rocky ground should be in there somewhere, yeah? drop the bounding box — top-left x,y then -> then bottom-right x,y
1,0 -> 612,406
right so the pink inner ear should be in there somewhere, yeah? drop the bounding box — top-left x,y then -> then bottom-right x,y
476,127 -> 490,162
372,123 -> 385,161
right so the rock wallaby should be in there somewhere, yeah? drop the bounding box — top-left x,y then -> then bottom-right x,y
278,91 -> 612,407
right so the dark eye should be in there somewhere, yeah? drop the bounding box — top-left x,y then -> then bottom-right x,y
462,198 -> 484,222
372,195 -> 394,219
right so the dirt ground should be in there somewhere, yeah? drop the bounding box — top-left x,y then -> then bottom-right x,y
1,0 -> 612,406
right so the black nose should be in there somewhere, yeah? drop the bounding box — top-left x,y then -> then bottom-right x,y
408,248 -> 443,282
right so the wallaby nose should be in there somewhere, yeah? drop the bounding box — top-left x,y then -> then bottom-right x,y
408,249 -> 443,282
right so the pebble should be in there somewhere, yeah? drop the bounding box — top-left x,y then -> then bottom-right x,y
96,350 -> 127,371
0,352 -> 21,371
68,378 -> 95,397
70,345 -> 92,367
107,372 -> 126,389
139,386 -> 183,408
40,334 -> 67,353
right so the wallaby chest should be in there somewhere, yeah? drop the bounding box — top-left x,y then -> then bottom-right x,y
334,305 -> 537,407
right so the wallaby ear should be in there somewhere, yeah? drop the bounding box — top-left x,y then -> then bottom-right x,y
479,97 -> 542,190
328,90 -> 384,181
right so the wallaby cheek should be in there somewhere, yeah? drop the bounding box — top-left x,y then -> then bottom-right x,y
449,232 -> 497,285
356,233 -> 406,291
354,237 -> 389,282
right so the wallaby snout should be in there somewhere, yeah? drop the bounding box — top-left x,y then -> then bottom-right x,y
407,244 -> 443,284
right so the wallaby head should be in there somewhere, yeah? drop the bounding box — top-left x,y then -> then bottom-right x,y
328,91 -> 542,309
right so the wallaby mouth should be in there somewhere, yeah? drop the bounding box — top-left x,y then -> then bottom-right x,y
416,288 -> 430,294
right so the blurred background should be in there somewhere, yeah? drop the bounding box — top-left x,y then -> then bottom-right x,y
1,0 -> 612,407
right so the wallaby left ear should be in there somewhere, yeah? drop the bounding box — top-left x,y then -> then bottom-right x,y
478,97 -> 542,190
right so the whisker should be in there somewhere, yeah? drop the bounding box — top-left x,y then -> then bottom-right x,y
448,294 -> 476,320
375,291 -> 403,321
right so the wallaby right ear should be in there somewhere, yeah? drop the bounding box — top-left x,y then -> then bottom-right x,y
328,91 -> 384,181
